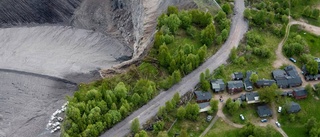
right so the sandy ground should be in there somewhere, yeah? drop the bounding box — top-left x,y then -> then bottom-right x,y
0,70 -> 77,137
0,26 -> 132,82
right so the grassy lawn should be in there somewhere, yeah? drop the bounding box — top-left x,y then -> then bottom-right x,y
168,113 -> 211,137
204,118 -> 239,137
223,104 -> 261,124
278,95 -> 320,137
204,118 -> 282,137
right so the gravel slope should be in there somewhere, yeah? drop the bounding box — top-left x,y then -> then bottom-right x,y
0,70 -> 77,137
0,26 -> 132,82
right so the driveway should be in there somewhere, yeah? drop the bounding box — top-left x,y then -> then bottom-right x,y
100,0 -> 249,136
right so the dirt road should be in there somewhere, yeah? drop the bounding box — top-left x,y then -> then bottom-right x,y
101,0 -> 249,136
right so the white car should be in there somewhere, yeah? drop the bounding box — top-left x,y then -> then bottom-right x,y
240,114 -> 245,121
275,121 -> 281,128
278,106 -> 282,113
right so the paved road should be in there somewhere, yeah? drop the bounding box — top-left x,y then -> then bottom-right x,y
101,0 -> 248,136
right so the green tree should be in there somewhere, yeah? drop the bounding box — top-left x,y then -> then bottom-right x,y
258,84 -> 279,103
172,70 -> 182,84
221,29 -> 229,41
165,101 -> 174,112
178,11 -> 192,29
114,82 -> 128,100
153,120 -> 165,132
214,10 -> 227,23
131,93 -> 141,106
176,106 -> 186,120
244,9 -> 252,20
158,106 -> 167,118
119,105 -> 129,117
250,73 -> 259,83
158,44 -> 172,67
222,3 -> 232,15
165,14 -> 181,34
305,117 -> 318,132
131,118 -> 140,134
198,45 -> 207,63
185,103 -> 200,120
200,23 -> 216,46
173,92 -> 180,105
210,99 -> 219,112
229,47 -> 237,63
306,59 -> 319,75
167,6 -> 178,15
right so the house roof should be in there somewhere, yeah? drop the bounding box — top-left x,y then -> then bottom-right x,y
198,102 -> 210,109
246,92 -> 259,101
288,101 -> 301,113
257,105 -> 272,117
194,91 -> 212,101
256,79 -> 276,86
227,81 -> 244,89
273,66 -> 302,88
232,72 -> 244,79
272,69 -> 287,80
210,79 -> 225,90
293,87 -> 307,97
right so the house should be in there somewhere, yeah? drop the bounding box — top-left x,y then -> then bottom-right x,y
302,58 -> 320,81
232,72 -> 244,80
210,79 -> 226,92
255,79 -> 276,88
245,92 -> 260,104
198,102 -> 211,112
292,87 -> 307,100
257,105 -> 272,118
287,102 -> 301,114
244,71 -> 256,91
227,81 -> 244,94
272,65 -> 302,88
194,91 -> 212,103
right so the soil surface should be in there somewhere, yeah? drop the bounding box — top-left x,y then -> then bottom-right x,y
0,70 -> 77,137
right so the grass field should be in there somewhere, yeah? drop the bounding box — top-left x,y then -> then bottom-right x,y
167,113 -> 211,137
278,95 -> 320,137
204,118 -> 282,137
223,104 -> 262,124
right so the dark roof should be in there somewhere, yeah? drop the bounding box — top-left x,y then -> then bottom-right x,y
288,102 -> 301,113
210,79 -> 225,91
240,94 -> 246,101
256,79 -> 276,87
194,91 -> 212,101
198,102 -> 210,109
293,87 -> 307,97
272,69 -> 287,79
227,81 -> 244,88
257,105 -> 272,117
244,79 -> 253,90
232,72 -> 244,80
246,92 -> 259,101
272,66 -> 302,88
245,71 -> 256,79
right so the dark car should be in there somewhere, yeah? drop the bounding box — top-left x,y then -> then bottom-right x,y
289,57 -> 297,63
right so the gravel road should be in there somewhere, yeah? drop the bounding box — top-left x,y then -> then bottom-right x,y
101,0 -> 248,136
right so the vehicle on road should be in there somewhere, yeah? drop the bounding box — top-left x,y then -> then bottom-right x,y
278,106 -> 282,113
261,119 -> 268,123
275,121 -> 281,128
240,114 -> 245,121
289,57 -> 297,63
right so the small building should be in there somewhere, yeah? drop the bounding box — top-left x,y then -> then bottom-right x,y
292,87 -> 307,100
232,72 -> 244,80
210,79 -> 226,92
244,71 -> 256,91
227,81 -> 244,94
194,91 -> 212,103
245,92 -> 260,104
257,105 -> 272,118
198,102 -> 211,112
287,102 -> 301,114
255,79 -> 276,88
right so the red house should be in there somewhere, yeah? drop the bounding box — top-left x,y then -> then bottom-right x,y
292,87 -> 307,100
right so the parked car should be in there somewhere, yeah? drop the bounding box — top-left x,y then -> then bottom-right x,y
275,121 -> 281,128
278,106 -> 282,113
240,114 -> 245,121
206,115 -> 213,122
261,119 -> 268,123
289,57 -> 297,63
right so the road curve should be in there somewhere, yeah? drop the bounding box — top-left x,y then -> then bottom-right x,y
101,0 -> 248,136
